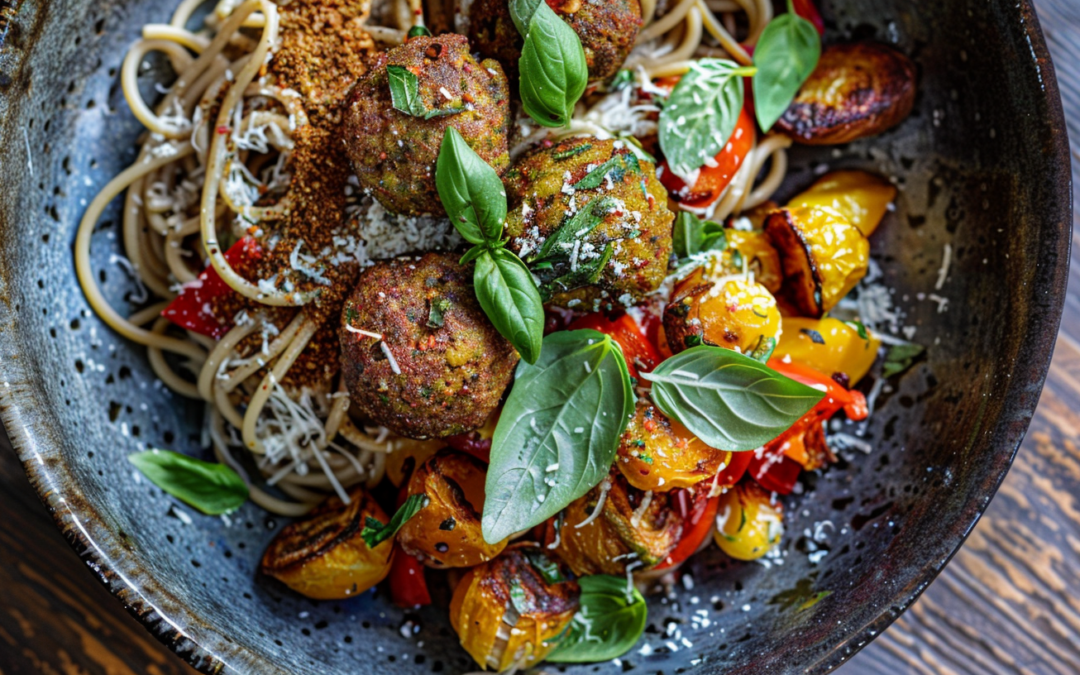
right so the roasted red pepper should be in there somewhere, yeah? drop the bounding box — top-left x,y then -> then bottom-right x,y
161,237 -> 261,339
715,450 -> 754,488
567,312 -> 661,380
388,484 -> 431,607
654,489 -> 717,570
792,0 -> 825,35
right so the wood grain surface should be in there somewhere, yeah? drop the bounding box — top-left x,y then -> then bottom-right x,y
1,0 -> 1078,673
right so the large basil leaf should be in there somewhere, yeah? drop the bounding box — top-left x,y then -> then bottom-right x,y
129,450 -> 248,515
659,59 -> 753,178
518,2 -> 588,128
752,11 -> 821,131
641,346 -> 824,451
361,493 -> 429,548
672,211 -> 727,260
386,65 -> 426,117
435,127 -> 507,245
482,330 -> 633,543
474,249 -> 545,364
548,575 -> 648,662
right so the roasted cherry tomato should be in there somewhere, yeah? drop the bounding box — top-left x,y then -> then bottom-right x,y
617,401 -> 731,491
445,409 -> 499,463
714,482 -> 784,561
568,312 -> 661,380
772,420 -> 833,471
660,108 -> 756,208
450,547 -> 579,672
162,237 -> 261,338
788,170 -> 897,237
775,316 -> 881,385
260,486 -> 393,600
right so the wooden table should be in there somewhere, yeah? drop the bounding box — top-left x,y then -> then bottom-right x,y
2,1 -> 1078,673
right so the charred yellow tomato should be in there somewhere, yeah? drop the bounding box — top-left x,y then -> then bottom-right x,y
678,230 -> 783,294
617,402 -> 732,491
775,316 -> 881,385
776,421 -> 834,471
789,170 -> 897,237
398,450 -> 508,567
713,482 -> 784,561
664,277 -> 781,355
450,547 -> 579,671
553,473 -> 683,575
260,487 -> 393,600
765,206 -> 869,318
384,437 -> 444,488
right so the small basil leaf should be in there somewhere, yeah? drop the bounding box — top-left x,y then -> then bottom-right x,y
752,11 -> 821,131
386,65 -> 426,117
474,249 -> 545,364
518,2 -> 588,128
407,25 -> 433,38
360,493 -> 429,549
573,156 -> 634,190
844,320 -> 870,341
509,0 -> 544,36
641,346 -> 824,451
460,244 -> 487,265
882,341 -> 924,378
427,297 -> 451,328
435,127 -> 507,245
482,330 -> 633,543
547,575 -> 647,662
672,211 -> 727,260
532,196 -> 618,263
659,59 -> 755,178
129,450 -> 248,515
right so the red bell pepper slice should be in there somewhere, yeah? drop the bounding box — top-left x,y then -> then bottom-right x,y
567,312 -> 661,380
791,0 -> 825,35
655,488 -> 718,570
748,447 -> 803,495
445,432 -> 492,464
388,484 -> 431,607
162,237 -> 261,339
715,450 -> 753,488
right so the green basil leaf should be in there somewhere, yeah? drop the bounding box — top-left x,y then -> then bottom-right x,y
659,59 -> 754,177
844,320 -> 870,341
360,493 -> 429,549
547,575 -> 647,662
523,548 -> 566,585
407,25 -> 432,38
482,330 -> 633,543
435,127 -> 507,245
882,341 -> 924,378
539,242 -> 614,301
752,11 -> 821,131
509,0 -> 544,36
129,450 -> 248,515
474,249 -> 545,364
460,244 -> 487,265
531,196 -> 618,263
573,156 -> 637,190
386,65 -> 426,117
672,211 -> 727,260
641,346 -> 824,451
427,297 -> 450,328
518,2 -> 588,128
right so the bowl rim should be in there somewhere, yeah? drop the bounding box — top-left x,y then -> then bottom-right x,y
0,0 -> 1072,672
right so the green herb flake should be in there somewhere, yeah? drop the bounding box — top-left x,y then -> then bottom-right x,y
386,65 -> 426,117
553,143 -> 593,161
799,590 -> 833,611
523,549 -> 565,585
407,25 -> 432,38
573,156 -> 626,190
844,320 -> 870,341
360,493 -> 429,549
427,297 -> 451,328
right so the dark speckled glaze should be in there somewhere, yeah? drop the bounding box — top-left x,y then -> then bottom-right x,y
0,1 -> 1070,673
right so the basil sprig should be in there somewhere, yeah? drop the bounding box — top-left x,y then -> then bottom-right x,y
752,1 -> 822,131
511,0 -> 587,127
641,346 -> 824,451
548,575 -> 647,662
129,449 -> 248,515
658,59 -> 756,178
672,211 -> 727,261
360,493 -> 429,549
436,128 -> 544,363
482,330 -> 634,543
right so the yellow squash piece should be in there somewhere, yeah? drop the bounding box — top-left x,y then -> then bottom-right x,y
789,170 -> 897,237
714,482 -> 784,561
663,277 -> 782,355
775,316 -> 881,385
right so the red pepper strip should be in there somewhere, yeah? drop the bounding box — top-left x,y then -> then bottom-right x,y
388,484 -> 431,607
748,447 -> 803,495
567,312 -> 661,380
161,237 -> 262,339
791,0 -> 825,35
445,433 -> 492,464
654,490 -> 718,570
715,450 -> 753,488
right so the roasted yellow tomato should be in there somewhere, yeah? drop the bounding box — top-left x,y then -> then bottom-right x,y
775,421 -> 834,471
384,437 -> 444,488
553,473 -> 683,575
713,482 -> 784,561
664,277 -> 781,355
776,42 -> 917,145
765,206 -> 870,318
397,450 -> 508,568
617,402 -> 732,491
789,170 -> 897,237
260,487 -> 393,600
450,547 -> 580,672
775,317 -> 881,385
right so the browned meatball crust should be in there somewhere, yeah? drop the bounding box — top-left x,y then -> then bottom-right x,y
468,0 -> 642,82
340,253 -> 518,439
343,34 -> 511,216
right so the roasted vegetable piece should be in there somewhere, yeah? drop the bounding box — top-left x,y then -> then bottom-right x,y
397,450 -> 508,567
773,420 -> 833,471
653,488 -> 717,570
551,473 -> 683,575
450,547 -> 580,671
617,401 -> 732,491
260,487 -> 393,600
764,206 -> 869,317
714,482 -> 784,561
384,437 -> 445,487
788,170 -> 897,237
663,277 -> 781,355
775,316 -> 881,385
674,229 -> 783,294
567,312 -> 661,380
776,42 -> 916,145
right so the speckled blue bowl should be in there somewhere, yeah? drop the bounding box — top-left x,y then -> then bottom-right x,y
0,0 -> 1070,673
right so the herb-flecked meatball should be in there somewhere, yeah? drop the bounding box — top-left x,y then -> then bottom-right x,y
468,0 -> 642,82
504,137 -> 674,310
340,253 -> 518,439
343,34 -> 511,216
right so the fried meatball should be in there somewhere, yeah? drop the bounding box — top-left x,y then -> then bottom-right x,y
468,0 -> 642,82
504,137 -> 674,309
343,34 -> 511,216
340,253 -> 518,439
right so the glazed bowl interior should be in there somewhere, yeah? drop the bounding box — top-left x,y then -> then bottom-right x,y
0,0 -> 1070,673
